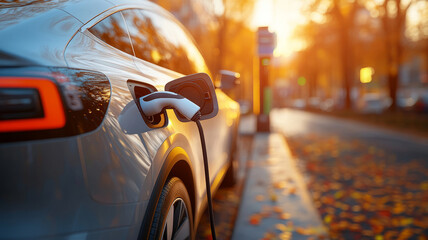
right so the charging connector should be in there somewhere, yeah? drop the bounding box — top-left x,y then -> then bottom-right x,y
140,91 -> 201,121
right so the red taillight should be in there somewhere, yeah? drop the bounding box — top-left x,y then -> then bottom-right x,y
0,77 -> 66,132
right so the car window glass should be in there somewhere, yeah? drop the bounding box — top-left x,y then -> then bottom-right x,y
122,9 -> 210,76
88,12 -> 134,56
121,10 -> 173,71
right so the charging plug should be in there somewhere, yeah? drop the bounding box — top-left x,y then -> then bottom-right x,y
139,91 -> 201,121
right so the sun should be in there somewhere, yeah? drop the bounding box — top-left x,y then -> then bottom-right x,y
251,0 -> 275,28
251,0 -> 307,58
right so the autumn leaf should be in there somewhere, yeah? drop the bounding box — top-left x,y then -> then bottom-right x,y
249,214 -> 261,225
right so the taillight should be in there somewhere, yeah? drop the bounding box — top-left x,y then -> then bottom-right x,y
0,67 -> 111,142
0,77 -> 66,132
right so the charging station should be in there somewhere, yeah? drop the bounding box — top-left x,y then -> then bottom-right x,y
256,27 -> 276,132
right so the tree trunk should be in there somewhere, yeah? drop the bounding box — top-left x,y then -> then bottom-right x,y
388,31 -> 400,111
383,15 -> 397,111
341,26 -> 352,110
332,0 -> 355,110
383,0 -> 411,112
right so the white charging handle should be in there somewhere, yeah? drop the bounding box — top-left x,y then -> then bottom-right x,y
139,91 -> 201,121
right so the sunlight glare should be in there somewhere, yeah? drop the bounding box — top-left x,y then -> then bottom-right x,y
251,0 -> 274,27
252,0 -> 307,58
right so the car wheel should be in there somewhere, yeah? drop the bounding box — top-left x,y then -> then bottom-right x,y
149,177 -> 193,240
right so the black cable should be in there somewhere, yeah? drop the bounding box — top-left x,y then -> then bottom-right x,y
195,119 -> 217,240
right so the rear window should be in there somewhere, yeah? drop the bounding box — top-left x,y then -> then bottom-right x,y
88,12 -> 134,56
0,0 -> 66,8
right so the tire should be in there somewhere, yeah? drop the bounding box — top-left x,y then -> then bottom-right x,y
149,177 -> 193,240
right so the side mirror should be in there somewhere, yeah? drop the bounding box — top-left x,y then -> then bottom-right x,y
217,70 -> 240,90
165,73 -> 218,122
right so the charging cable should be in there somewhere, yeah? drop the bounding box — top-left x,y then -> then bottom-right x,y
195,119 -> 217,240
140,91 -> 217,240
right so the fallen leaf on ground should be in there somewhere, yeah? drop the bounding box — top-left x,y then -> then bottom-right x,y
249,214 -> 261,225
278,212 -> 291,220
255,195 -> 265,202
288,187 -> 297,195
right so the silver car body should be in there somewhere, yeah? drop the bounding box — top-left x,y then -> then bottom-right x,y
0,0 -> 239,239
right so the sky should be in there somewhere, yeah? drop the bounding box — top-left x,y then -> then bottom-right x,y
251,0 -> 307,58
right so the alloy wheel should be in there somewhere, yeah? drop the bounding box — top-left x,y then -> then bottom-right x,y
161,198 -> 190,240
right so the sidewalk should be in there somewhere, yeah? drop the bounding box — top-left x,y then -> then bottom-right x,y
232,116 -> 328,240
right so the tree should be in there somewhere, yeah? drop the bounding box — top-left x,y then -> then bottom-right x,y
330,0 -> 360,109
214,0 -> 255,73
373,0 -> 416,111
299,0 -> 361,109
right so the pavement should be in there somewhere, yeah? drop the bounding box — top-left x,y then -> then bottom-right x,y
232,115 -> 328,240
270,108 -> 428,239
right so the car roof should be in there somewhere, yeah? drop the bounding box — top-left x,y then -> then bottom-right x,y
0,0 -> 160,27
0,0 -> 170,66
0,3 -> 82,66
59,0 -> 168,24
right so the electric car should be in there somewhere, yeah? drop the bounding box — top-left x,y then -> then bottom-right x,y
0,0 -> 240,239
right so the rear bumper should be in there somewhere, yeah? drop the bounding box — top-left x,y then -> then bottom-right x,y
0,137 -> 142,239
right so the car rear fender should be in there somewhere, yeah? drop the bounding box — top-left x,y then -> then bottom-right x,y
138,137 -> 196,240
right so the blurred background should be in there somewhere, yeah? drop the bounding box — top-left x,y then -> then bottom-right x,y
152,0 -> 428,135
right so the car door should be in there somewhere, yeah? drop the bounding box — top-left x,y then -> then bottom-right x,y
64,10 -> 164,207
121,8 -> 236,195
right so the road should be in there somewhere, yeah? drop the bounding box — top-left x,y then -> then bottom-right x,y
271,108 -> 428,239
271,108 -> 428,164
